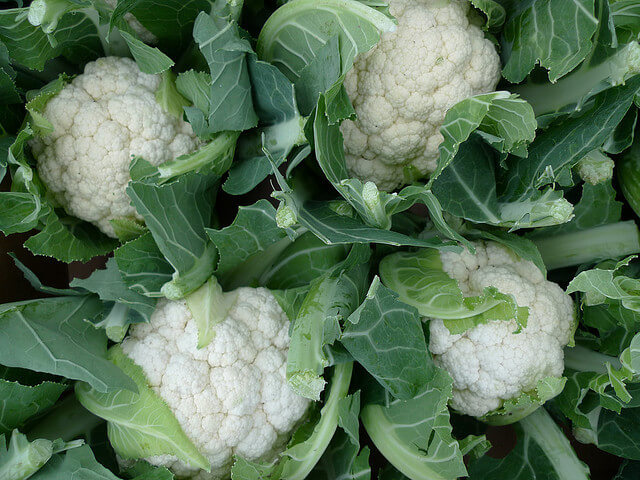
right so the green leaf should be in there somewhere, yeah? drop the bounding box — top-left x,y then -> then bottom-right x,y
124,461 -> 175,480
284,200 -> 455,249
379,249 -> 528,333
71,258 -> 155,319
502,77 -> 640,208
127,160 -> 218,299
31,444 -> 121,479
206,199 -> 287,276
279,362 -> 354,479
361,369 -> 469,480
0,430 -> 83,480
114,233 -> 174,298
185,276 -> 237,349
0,378 -> 66,435
0,6 -> 102,71
257,0 -> 396,81
287,265 -> 368,400
75,345 -> 210,472
25,210 -> 119,263
341,277 -> 431,400
470,0 -> 505,30
469,408 -> 589,479
109,0 -> 212,54
499,0 -> 598,82
261,232 -> 349,290
119,30 -> 173,74
192,10 -> 257,132
157,131 -> 238,182
432,138 -> 574,230
567,257 -> 640,312
429,92 -> 537,186
307,429 -> 370,480
0,296 -> 137,393
224,55 -> 306,195
313,93 -> 405,230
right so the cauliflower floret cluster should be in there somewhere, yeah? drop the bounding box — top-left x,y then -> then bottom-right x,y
121,288 -> 310,479
429,241 -> 575,417
30,57 -> 200,237
341,0 -> 502,191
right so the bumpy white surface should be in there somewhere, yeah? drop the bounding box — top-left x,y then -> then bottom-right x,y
341,0 -> 501,191
121,288 -> 310,479
30,57 -> 199,237
429,241 -> 575,417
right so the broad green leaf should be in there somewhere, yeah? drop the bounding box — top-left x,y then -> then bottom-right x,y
429,92 -> 537,186
499,0 -> 598,82
0,378 -> 66,435
502,77 -> 640,206
341,277 -> 430,400
432,138 -> 574,230
224,55 -> 306,195
75,345 -> 210,471
361,369 -> 469,480
109,0 -> 212,53
596,407 -> 640,460
261,232 -> 349,290
206,199 -> 287,276
0,296 -> 136,393
256,0 -> 396,81
379,249 -> 528,333
114,233 -> 174,298
192,10 -> 257,132
25,210 -> 119,262
127,160 -> 218,299
612,1 -> 640,43
31,444 -> 121,479
0,192 -> 46,235
286,201 -> 455,249
567,257 -> 640,312
0,7 -> 102,71
123,461 -> 175,480
119,31 -> 173,74
71,258 -> 156,323
307,430 -> 370,480
470,0 -> 505,30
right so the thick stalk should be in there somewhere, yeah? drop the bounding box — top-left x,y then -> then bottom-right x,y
532,221 -> 640,270
519,408 -> 590,480
564,344 -> 623,374
512,42 -> 640,116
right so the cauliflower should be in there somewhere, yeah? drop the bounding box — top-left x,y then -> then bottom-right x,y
341,0 -> 502,191
119,288 -> 310,479
428,242 -> 575,417
29,57 -> 200,237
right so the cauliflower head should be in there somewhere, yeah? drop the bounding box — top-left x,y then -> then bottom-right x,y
30,57 -> 200,237
428,241 -> 575,418
341,0 -> 502,191
120,288 -> 310,479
